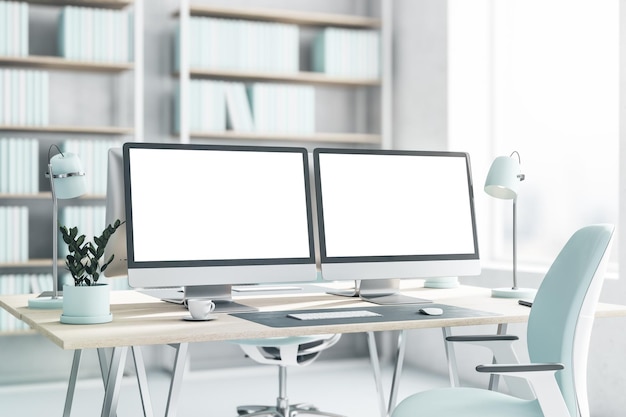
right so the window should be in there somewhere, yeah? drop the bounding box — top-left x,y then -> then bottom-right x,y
449,0 -> 619,270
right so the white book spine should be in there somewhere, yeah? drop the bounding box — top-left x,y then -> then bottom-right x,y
20,2 -> 27,56
20,206 -> 27,261
0,2 -> 6,56
3,69 -> 11,125
0,207 -> 6,262
41,71 -> 49,126
0,69 -> 3,124
17,70 -> 25,125
7,137 -> 15,193
0,138 -> 7,193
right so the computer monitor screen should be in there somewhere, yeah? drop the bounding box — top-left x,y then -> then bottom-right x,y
314,148 -> 480,301
123,142 -> 317,306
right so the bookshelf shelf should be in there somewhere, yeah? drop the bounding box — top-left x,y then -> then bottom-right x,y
0,259 -> 62,269
181,69 -> 380,87
175,5 -> 380,28
0,56 -> 133,72
24,0 -> 132,9
0,193 -> 105,200
187,131 -> 381,145
0,125 -> 134,135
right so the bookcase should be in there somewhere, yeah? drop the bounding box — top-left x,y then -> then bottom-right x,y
0,0 -> 143,334
174,0 -> 392,147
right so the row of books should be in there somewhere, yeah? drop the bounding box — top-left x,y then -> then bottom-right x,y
249,83 -> 315,134
58,206 -> 106,258
175,80 -> 227,133
0,274 -> 46,331
0,1 -> 27,57
0,138 -> 38,194
0,206 -> 28,263
176,17 -> 298,74
313,27 -> 380,78
175,81 -> 314,135
61,139 -> 123,195
0,69 -> 49,126
58,6 -> 133,63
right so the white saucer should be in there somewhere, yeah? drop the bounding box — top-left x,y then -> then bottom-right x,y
183,314 -> 217,321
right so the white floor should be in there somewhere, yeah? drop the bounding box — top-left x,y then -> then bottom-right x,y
0,358 -> 449,417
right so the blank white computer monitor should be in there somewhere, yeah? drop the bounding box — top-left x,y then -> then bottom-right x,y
313,148 -> 480,303
103,148 -> 127,278
123,142 -> 317,309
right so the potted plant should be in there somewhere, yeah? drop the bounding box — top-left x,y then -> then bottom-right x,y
59,219 -> 124,324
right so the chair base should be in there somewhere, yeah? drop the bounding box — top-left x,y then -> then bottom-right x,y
237,403 -> 345,417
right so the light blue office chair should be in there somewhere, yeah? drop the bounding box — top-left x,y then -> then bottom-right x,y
235,334 -> 345,417
392,224 -> 614,417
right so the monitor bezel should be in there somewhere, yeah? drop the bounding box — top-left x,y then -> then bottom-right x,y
123,142 -> 317,273
313,148 -> 480,267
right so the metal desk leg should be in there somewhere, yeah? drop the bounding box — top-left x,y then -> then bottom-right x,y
63,349 -> 83,417
165,343 -> 189,417
132,346 -> 155,417
387,330 -> 406,415
101,346 -> 128,417
488,323 -> 508,391
442,327 -> 460,387
366,332 -> 388,417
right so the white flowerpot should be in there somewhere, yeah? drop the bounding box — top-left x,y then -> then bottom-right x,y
60,283 -> 112,324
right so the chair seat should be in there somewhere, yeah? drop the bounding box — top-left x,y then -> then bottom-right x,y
393,387 -> 543,417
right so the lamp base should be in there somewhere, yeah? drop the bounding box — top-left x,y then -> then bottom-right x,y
424,277 -> 459,289
28,296 -> 64,309
491,287 -> 536,299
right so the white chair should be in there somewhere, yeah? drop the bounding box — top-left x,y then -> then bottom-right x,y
392,224 -> 615,417
236,334 -> 345,417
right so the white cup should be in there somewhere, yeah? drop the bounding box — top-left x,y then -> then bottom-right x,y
187,298 -> 216,320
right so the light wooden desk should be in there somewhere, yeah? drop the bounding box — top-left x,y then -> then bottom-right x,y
2,283 -> 625,417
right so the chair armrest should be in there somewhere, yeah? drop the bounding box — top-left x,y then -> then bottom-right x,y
475,362 -> 570,417
446,335 -> 519,342
476,363 -> 564,373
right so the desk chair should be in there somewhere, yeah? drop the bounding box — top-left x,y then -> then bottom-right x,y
236,334 -> 345,417
392,224 -> 614,417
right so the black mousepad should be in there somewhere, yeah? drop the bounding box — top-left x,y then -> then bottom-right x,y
231,304 -> 499,328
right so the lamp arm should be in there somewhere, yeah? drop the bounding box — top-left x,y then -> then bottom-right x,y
512,197 -> 518,290
49,162 -> 60,300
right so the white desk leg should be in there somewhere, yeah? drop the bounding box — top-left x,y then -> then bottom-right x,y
63,349 -> 82,417
132,346 -> 155,417
387,330 -> 406,415
488,323 -> 508,391
442,327 -> 460,387
366,332 -> 388,417
101,346 -> 128,417
165,343 -> 189,417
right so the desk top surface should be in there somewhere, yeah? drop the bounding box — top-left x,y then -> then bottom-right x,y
2,282 -> 626,350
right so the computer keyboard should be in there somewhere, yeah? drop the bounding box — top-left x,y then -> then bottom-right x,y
287,310 -> 382,321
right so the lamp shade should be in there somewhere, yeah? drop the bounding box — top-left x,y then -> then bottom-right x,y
484,155 -> 521,200
50,152 -> 87,199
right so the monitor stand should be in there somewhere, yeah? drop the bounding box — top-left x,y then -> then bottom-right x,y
160,284 -> 258,313
327,279 -> 431,305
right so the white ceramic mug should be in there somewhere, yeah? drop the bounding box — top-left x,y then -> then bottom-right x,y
187,298 -> 216,320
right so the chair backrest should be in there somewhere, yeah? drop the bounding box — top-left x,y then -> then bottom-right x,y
527,224 -> 614,417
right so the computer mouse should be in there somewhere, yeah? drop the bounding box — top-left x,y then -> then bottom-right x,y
419,307 -> 444,316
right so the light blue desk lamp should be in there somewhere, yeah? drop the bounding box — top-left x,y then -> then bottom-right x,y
484,151 -> 535,299
29,145 -> 87,309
